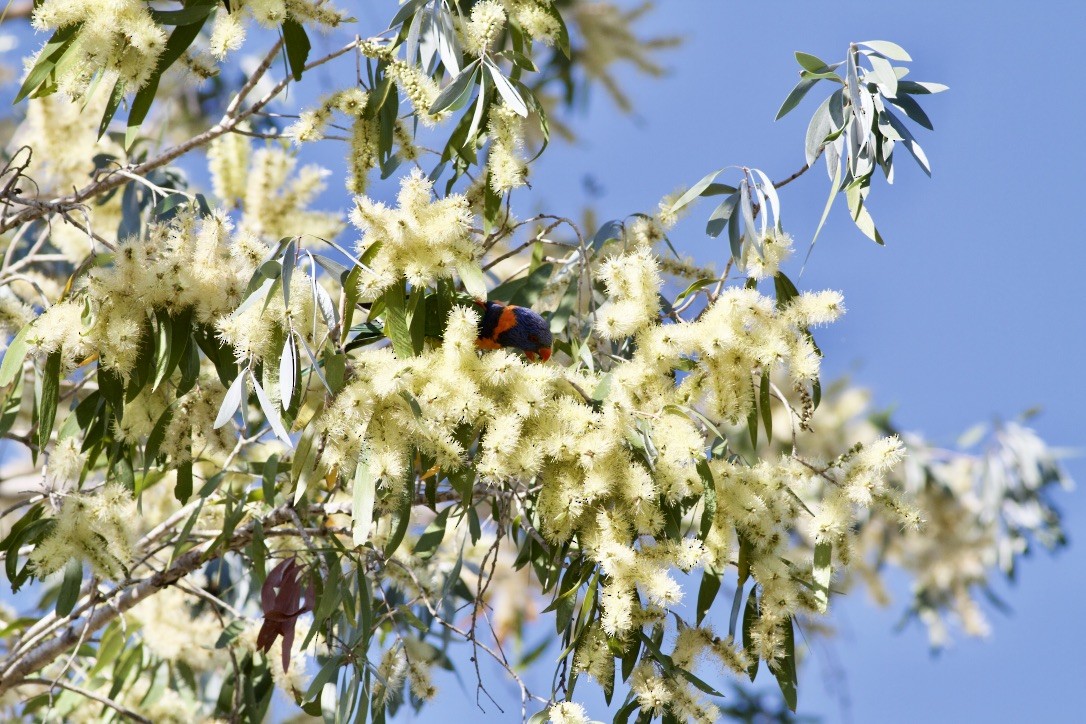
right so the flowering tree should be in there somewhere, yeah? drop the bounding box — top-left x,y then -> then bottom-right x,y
0,2 -> 1072,723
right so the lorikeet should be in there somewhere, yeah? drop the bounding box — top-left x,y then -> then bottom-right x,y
475,300 -> 553,362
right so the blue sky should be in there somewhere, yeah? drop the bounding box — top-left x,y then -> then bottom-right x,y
405,2 -> 1086,722
4,1 -> 1085,722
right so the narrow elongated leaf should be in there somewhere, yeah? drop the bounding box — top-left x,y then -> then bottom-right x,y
429,60 -> 479,115
742,587 -> 760,681
434,6 -> 462,75
14,24 -> 82,104
97,80 -> 126,140
776,77 -> 818,120
213,371 -> 246,429
897,80 -> 949,95
867,53 -> 898,98
456,261 -> 487,300
279,332 -> 296,408
858,40 -> 912,62
706,193 -> 740,239
888,92 -> 934,130
126,17 -> 209,148
813,539 -> 832,613
149,5 -> 215,25
696,571 -> 720,626
795,51 -> 832,72
352,453 -> 375,546
38,352 -> 61,452
250,372 -> 292,446
804,94 -> 836,167
0,323 -> 31,387
670,168 -> 724,213
485,61 -> 528,116
282,19 -> 311,81
413,507 -> 450,559
281,239 -> 296,309
770,617 -> 798,711
55,558 -> 83,617
262,454 -> 279,505
759,370 -> 772,443
382,282 -> 414,358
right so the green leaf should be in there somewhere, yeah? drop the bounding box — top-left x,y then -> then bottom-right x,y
696,570 -> 720,626
250,519 -> 267,584
888,92 -> 934,130
215,619 -> 248,649
705,193 -> 739,239
125,16 -> 209,148
150,4 -> 216,25
746,391 -> 759,450
262,454 -> 279,505
213,370 -> 246,429
795,51 -> 832,72
175,460 -> 193,503
352,453 -> 375,546
55,558 -> 83,617
250,371 -> 292,446
742,587 -> 760,681
490,262 -> 553,307
857,40 -> 912,62
775,77 -> 818,121
38,351 -> 61,452
669,168 -> 724,213
804,93 -> 836,168
14,24 -> 82,104
97,79 -> 126,140
485,60 -> 528,116
382,282 -> 415,358
412,507 -> 450,559
769,617 -> 798,712
897,80 -> 949,95
543,2 -> 571,58
805,147 -> 843,266
0,323 -> 31,387
759,370 -> 772,444
813,539 -> 832,613
0,373 -> 24,439
846,180 -> 885,244
429,60 -> 480,115
143,404 -> 174,473
383,478 -> 413,557
697,459 -> 716,538
282,19 -> 312,82
456,262 -> 488,301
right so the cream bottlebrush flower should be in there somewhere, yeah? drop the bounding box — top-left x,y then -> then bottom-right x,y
387,60 -> 448,126
240,145 -> 343,240
30,484 -> 136,578
487,102 -> 528,192
287,88 -> 369,143
463,0 -> 507,55
130,585 -> 226,670
350,168 -> 476,300
9,93 -> 124,260
32,0 -> 167,93
46,436 -> 86,486
26,300 -> 91,373
208,131 -> 253,204
501,0 -> 560,44
743,228 -> 794,280
549,701 -> 597,724
595,247 -> 662,339
208,7 -> 246,60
